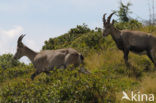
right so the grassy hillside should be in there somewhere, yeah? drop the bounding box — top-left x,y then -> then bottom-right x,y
0,23 -> 156,103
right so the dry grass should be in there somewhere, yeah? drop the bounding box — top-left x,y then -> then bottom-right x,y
138,26 -> 156,34
116,74 -> 156,103
85,49 -> 124,71
140,72 -> 156,95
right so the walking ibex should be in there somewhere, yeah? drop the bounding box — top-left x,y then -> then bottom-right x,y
103,12 -> 156,67
14,35 -> 89,80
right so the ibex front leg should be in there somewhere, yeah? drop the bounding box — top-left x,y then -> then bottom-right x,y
123,48 -> 130,67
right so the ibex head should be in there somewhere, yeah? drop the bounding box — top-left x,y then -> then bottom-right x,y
102,12 -> 115,37
14,34 -> 26,59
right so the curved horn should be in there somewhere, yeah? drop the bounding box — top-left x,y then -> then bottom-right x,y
107,12 -> 116,24
18,34 -> 25,44
103,13 -> 107,26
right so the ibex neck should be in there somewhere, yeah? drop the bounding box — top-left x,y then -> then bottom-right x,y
111,28 -> 121,40
111,28 -> 123,50
24,46 -> 37,63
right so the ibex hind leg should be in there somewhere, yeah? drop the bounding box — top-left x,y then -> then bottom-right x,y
147,50 -> 155,64
150,49 -> 156,68
43,66 -> 55,76
31,71 -> 42,80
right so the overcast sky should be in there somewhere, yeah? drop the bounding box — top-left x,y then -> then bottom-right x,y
0,0 -> 154,63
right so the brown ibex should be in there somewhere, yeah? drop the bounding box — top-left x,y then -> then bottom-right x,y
103,12 -> 156,67
14,35 -> 89,80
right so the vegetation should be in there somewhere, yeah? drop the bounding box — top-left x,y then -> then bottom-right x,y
0,54 -> 20,70
115,2 -> 132,22
42,23 -> 91,50
0,21 -> 156,102
0,2 -> 156,101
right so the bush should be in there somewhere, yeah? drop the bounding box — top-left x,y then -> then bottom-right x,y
0,69 -> 117,103
114,19 -> 142,30
0,65 -> 33,82
0,54 -> 20,70
42,24 -> 91,50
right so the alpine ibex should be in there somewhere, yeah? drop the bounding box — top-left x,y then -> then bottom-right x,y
103,12 -> 156,67
14,35 -> 89,80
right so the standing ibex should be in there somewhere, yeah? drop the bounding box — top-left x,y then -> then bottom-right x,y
103,12 -> 156,67
14,35 -> 89,80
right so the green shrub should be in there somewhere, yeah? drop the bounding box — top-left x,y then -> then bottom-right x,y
114,19 -> 142,30
0,54 -> 20,70
42,24 -> 90,50
0,65 -> 33,82
0,69 -> 117,103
